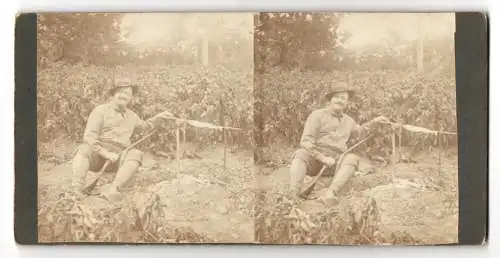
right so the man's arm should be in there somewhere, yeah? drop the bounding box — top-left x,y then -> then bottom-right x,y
134,110 -> 175,135
352,120 -> 371,137
134,116 -> 159,135
352,115 -> 389,138
299,111 -> 331,163
82,107 -> 114,157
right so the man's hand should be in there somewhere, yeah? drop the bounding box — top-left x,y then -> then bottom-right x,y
372,115 -> 390,124
362,115 -> 390,131
148,111 -> 175,128
156,111 -> 175,120
101,150 -> 120,162
323,156 -> 336,167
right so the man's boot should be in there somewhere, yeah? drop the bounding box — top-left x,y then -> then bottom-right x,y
289,158 -> 308,201
100,160 -> 140,202
71,155 -> 90,197
318,155 -> 359,206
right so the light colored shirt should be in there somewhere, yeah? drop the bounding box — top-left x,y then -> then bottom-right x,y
300,108 -> 362,157
83,103 -> 149,150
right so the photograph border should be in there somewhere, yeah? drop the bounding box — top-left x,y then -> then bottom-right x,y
455,12 -> 488,245
13,11 -> 488,245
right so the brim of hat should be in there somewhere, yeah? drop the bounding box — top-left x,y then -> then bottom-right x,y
325,90 -> 356,99
108,85 -> 139,95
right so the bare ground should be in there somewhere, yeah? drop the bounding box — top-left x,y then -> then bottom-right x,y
37,138 -> 256,243
37,138 -> 458,245
256,145 -> 458,245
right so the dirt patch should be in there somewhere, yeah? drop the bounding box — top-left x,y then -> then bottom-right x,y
38,141 -> 255,243
256,148 -> 458,245
38,139 -> 458,245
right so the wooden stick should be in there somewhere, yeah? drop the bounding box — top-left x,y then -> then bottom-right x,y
220,96 -> 227,170
391,128 -> 397,196
183,121 -> 187,168
398,118 -> 402,154
176,125 -> 181,169
299,135 -> 372,198
380,121 -> 457,135
223,129 -> 227,171
437,131 -> 442,175
183,122 -> 187,144
82,129 -> 158,195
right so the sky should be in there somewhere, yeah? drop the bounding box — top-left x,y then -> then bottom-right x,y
120,13 -> 254,48
338,13 -> 455,50
119,12 -> 455,50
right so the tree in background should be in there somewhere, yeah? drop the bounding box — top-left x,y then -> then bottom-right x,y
37,13 -> 125,67
37,13 -> 254,152
254,12 -> 349,153
255,12 -> 348,72
254,12 -> 457,162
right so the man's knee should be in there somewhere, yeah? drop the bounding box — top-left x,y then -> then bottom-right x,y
293,148 -> 312,164
122,148 -> 144,165
75,143 -> 94,158
341,153 -> 360,167
293,148 -> 323,176
290,157 -> 307,170
292,148 -> 308,163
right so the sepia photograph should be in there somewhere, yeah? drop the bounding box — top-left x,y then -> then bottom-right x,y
35,11 -> 459,245
36,12 -> 255,243
253,12 -> 458,245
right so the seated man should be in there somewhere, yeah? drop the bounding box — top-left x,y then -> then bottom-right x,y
289,85 -> 387,204
71,81 -> 174,201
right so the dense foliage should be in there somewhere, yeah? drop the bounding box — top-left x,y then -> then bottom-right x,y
38,12 -> 456,158
37,13 -> 254,153
37,63 -> 253,153
255,68 -> 457,158
37,12 -> 458,245
252,12 -> 457,161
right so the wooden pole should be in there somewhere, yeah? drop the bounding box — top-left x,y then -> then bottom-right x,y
195,127 -> 198,151
437,130 -> 442,174
391,128 -> 397,197
183,121 -> 187,145
223,129 -> 227,171
398,117 -> 403,154
176,125 -> 181,169
220,97 -> 227,171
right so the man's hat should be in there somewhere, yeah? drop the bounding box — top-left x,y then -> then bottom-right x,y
108,78 -> 139,96
325,85 -> 356,100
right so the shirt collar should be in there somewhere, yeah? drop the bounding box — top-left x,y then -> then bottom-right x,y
108,103 -> 127,114
329,110 -> 344,119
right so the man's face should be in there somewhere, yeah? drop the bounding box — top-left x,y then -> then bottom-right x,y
328,92 -> 349,113
111,87 -> 134,107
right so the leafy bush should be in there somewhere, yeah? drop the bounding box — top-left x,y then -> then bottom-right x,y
37,62 -> 253,152
254,191 -> 425,245
255,68 -> 457,157
38,190 -> 214,243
